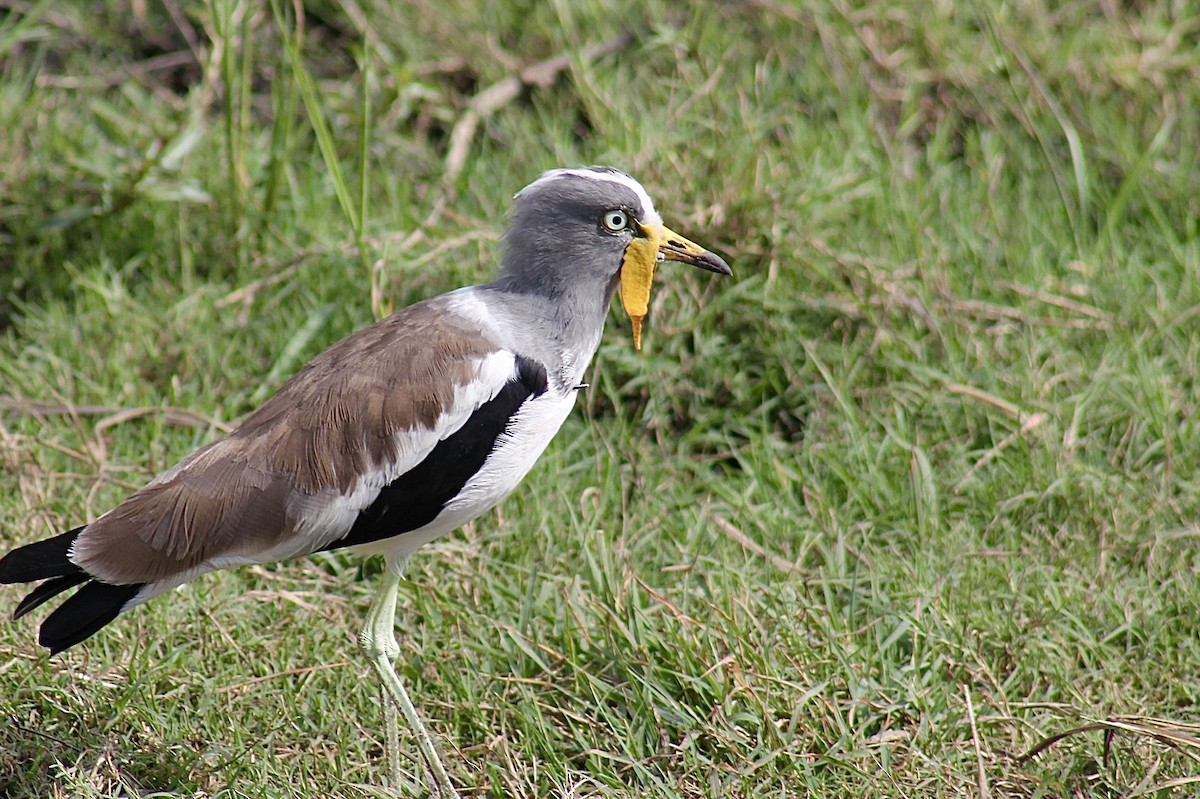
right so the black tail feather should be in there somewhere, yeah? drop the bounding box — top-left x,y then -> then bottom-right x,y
39,580 -> 142,655
13,573 -> 88,619
3,526 -> 143,653
0,526 -> 87,583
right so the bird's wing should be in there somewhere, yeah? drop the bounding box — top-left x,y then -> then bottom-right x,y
70,296 -> 546,585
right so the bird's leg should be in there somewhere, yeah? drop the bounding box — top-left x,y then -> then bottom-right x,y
359,563 -> 461,799
381,682 -> 403,789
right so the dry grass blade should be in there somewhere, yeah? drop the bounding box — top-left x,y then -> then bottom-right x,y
963,685 -> 992,799
1020,715 -> 1200,765
711,514 -> 803,574
443,31 -> 634,184
0,397 -> 233,433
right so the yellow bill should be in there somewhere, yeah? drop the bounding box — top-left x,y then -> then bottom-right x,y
618,222 -> 732,350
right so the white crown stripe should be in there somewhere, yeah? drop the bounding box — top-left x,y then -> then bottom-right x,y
519,167 -> 662,226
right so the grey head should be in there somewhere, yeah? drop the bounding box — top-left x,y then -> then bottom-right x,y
495,167 -> 662,301
490,166 -> 731,350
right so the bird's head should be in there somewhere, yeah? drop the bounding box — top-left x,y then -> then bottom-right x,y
501,166 -> 731,349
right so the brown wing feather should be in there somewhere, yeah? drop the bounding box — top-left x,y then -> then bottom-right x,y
71,300 -> 497,585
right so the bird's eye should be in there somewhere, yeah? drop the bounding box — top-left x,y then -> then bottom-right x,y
601,209 -> 629,232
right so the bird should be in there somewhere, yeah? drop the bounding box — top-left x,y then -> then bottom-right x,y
0,166 -> 730,797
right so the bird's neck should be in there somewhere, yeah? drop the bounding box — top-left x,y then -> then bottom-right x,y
479,274 -> 618,388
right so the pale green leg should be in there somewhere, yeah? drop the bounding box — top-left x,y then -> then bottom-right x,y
359,561 -> 461,799
382,683 -> 403,789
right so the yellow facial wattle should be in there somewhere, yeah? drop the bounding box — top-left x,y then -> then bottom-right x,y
616,220 -> 731,350
618,232 -> 662,350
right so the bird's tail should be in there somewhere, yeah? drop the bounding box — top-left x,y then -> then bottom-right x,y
0,526 -> 142,654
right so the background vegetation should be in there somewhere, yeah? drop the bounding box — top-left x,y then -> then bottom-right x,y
2,0 -> 1199,796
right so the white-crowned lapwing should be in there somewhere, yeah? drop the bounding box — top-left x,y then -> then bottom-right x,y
0,166 -> 730,797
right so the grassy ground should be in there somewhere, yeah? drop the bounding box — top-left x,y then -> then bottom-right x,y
2,0 -> 1199,796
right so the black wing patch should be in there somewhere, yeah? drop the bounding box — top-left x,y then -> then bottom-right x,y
325,354 -> 549,551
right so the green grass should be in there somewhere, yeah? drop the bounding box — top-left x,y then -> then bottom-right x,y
2,0 -> 1200,796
